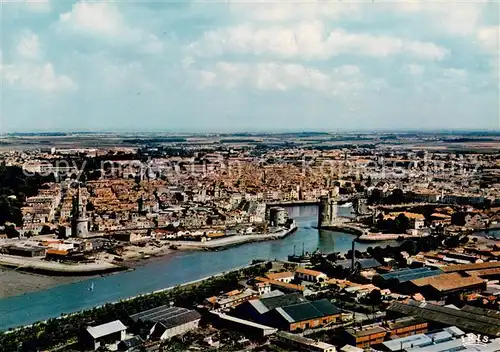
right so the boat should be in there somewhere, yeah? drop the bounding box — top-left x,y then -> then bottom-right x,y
339,202 -> 353,208
89,282 -> 94,292
287,243 -> 319,264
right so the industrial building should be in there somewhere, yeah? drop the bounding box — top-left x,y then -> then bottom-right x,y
82,320 -> 127,351
373,267 -> 444,291
232,293 -> 342,332
381,326 -> 500,352
343,317 -> 429,349
410,272 -> 486,300
209,311 -> 277,339
336,258 -> 383,270
130,305 -> 201,341
387,300 -> 500,337
441,261 -> 500,274
5,245 -> 46,257
345,325 -> 388,348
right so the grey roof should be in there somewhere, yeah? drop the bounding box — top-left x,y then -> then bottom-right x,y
86,320 -> 127,339
210,311 -> 277,333
382,333 -> 432,351
462,305 -> 500,320
130,305 -> 194,323
259,292 -> 306,312
260,290 -> 284,299
387,300 -> 500,337
118,336 -> 143,349
427,330 -> 453,344
378,267 -> 443,284
443,326 -> 465,337
155,310 -> 201,330
276,299 -> 341,323
150,309 -> 201,340
404,335 -> 500,352
336,258 -> 382,270
311,299 -> 342,316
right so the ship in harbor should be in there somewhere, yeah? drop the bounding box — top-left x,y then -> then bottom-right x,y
287,243 -> 320,264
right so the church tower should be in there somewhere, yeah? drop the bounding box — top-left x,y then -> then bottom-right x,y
72,184 -> 89,238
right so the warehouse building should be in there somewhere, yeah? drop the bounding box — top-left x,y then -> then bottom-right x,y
373,267 -> 443,291
381,326 -> 500,352
232,293 -> 342,332
130,305 -> 201,341
209,311 -> 277,339
6,245 -> 46,257
387,300 -> 500,337
410,272 -> 486,300
441,261 -> 500,274
344,325 -> 387,348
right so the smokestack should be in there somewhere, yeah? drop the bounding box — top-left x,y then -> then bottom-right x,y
352,239 -> 356,269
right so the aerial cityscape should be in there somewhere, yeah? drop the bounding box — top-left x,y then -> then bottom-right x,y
1,0 -> 500,352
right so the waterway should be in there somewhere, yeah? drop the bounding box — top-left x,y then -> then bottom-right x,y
0,205 -> 376,331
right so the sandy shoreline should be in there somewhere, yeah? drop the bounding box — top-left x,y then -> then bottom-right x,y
0,226 -> 297,299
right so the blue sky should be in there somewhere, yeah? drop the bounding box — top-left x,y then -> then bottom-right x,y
0,0 -> 499,132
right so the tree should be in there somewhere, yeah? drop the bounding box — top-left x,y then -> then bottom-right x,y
400,240 -> 418,256
451,212 -> 467,226
40,225 -> 52,235
368,289 -> 382,306
394,213 -> 410,233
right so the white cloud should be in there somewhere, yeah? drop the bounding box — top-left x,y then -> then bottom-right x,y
396,2 -> 486,36
194,61 -> 370,95
59,1 -> 122,37
188,22 -> 447,61
405,64 -> 425,76
477,26 -> 499,52
228,0 -> 362,22
58,1 -> 163,54
2,62 -> 77,92
16,30 -> 41,60
442,68 -> 467,82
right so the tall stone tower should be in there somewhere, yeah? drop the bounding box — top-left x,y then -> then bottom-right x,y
72,184 -> 89,238
318,195 -> 338,228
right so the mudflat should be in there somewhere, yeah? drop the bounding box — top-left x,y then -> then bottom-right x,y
0,268 -> 83,299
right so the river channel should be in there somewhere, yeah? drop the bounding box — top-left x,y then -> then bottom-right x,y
0,205 -> 372,331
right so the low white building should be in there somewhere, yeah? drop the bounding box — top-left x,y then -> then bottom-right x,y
83,320 -> 127,351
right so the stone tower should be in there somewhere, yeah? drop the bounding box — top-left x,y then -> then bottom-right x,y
318,195 -> 338,228
72,184 -> 89,238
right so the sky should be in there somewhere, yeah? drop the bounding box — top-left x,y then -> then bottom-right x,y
0,0 -> 499,132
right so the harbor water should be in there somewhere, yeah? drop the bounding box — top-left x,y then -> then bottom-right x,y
0,205 -> 371,331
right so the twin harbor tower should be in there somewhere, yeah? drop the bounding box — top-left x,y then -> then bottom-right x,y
317,194 -> 338,228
